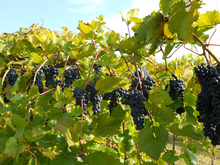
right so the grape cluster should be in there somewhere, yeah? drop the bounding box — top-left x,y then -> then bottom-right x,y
42,65 -> 60,88
73,87 -> 89,115
2,69 -> 18,103
194,63 -> 220,145
103,87 -> 127,113
62,67 -> 81,89
131,76 -> 155,100
121,73 -> 155,130
165,74 -> 185,114
6,69 -> 18,86
86,78 -> 102,115
122,89 -> 148,130
32,66 -> 44,93
93,64 -> 102,74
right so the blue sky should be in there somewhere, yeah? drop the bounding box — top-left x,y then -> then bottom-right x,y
0,0 -> 134,34
1,0 -> 220,60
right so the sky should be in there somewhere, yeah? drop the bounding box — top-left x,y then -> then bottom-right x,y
1,0 -> 220,61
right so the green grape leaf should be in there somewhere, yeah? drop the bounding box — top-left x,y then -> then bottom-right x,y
162,150 -> 179,164
158,71 -> 172,81
44,41 -> 57,55
169,123 -> 204,140
24,128 -> 49,142
84,141 -> 106,152
54,117 -> 74,134
119,36 -> 146,54
159,0 -> 173,16
110,104 -> 127,120
137,12 -> 164,55
0,58 -> 4,70
72,43 -> 95,59
95,76 -> 126,94
92,113 -> 122,137
149,90 -> 173,106
0,125 -> 15,153
163,40 -> 175,59
183,93 -> 197,107
169,1 -> 193,42
85,152 -> 115,165
27,86 -> 40,100
31,116 -> 45,126
50,153 -> 75,165
61,41 -> 73,56
11,114 -> 27,129
96,52 -> 118,66
168,94 -> 182,111
9,93 -> 21,101
5,137 -> 28,159
55,118 -> 83,145
0,43 -> 6,54
185,106 -> 196,124
180,150 -> 198,165
67,105 -> 84,116
138,124 -> 169,160
159,106 -> 174,123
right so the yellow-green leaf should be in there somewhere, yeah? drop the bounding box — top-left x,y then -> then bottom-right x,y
78,20 -> 94,39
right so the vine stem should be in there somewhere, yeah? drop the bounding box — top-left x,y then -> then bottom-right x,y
121,53 -> 135,76
81,99 -> 84,121
160,47 -> 168,70
135,143 -> 142,164
192,33 -> 220,65
211,146 -> 215,165
60,51 -> 71,89
148,57 -> 165,70
135,53 -> 165,70
2,68 -> 10,85
208,27 -> 217,45
205,43 -> 220,46
127,24 -> 131,38
83,40 -> 99,90
103,26 -> 124,38
32,59 -> 48,88
79,138 -> 86,164
122,121 -> 127,163
134,53 -> 143,95
25,149 -> 37,165
166,44 -> 183,59
146,109 -> 157,137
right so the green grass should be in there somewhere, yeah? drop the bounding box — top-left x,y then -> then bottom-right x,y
166,135 -> 220,165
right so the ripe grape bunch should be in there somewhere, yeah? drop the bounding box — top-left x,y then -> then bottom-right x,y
86,77 -> 102,115
103,86 -> 127,114
165,74 -> 185,114
194,63 -> 220,146
121,68 -> 155,130
73,87 -> 89,115
42,65 -> 60,88
32,66 -> 44,93
62,66 -> 81,89
2,69 -> 18,103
